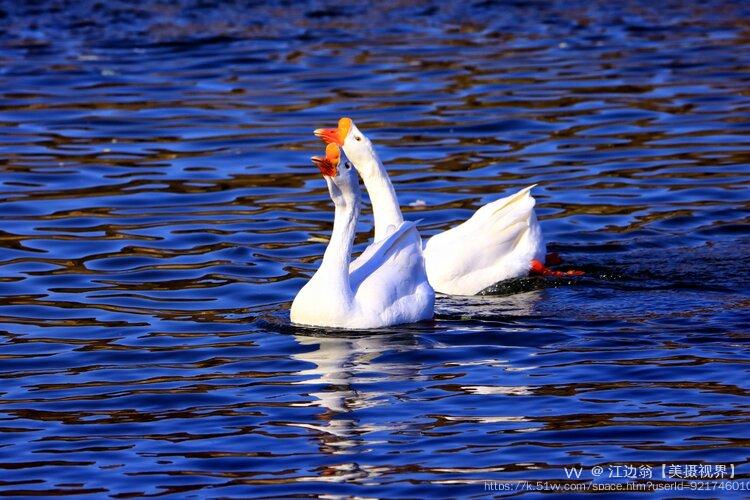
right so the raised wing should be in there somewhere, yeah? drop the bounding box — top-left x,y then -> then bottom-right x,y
423,185 -> 546,295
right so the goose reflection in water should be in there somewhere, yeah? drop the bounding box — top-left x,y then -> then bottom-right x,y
291,332 -> 421,456
288,289 -> 543,457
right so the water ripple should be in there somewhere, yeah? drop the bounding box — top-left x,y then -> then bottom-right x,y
0,0 -> 748,497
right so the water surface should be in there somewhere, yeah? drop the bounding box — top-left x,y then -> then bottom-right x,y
0,1 -> 749,497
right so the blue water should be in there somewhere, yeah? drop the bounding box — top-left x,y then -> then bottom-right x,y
0,1 -> 748,497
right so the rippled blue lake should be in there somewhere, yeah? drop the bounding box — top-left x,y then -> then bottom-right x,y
0,1 -> 748,497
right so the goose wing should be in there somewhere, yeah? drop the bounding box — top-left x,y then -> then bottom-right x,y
423,185 -> 545,295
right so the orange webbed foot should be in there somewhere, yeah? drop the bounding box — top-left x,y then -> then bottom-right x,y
530,258 -> 585,277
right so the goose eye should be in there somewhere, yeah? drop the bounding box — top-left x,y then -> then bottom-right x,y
345,161 -> 353,170
355,136 -> 362,141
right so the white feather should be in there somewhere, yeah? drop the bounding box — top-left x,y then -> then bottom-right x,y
423,185 -> 545,295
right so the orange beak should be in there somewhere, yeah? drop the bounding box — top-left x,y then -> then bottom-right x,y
314,117 -> 353,146
311,143 -> 341,177
311,156 -> 336,177
313,127 -> 343,145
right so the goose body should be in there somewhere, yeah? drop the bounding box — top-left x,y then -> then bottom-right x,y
422,185 -> 545,295
315,118 -> 546,296
290,144 -> 434,329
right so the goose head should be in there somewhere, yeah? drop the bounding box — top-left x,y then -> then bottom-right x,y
311,143 -> 360,206
315,117 -> 379,179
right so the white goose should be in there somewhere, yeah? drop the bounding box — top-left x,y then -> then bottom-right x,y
290,143 -> 434,329
315,118 -> 548,296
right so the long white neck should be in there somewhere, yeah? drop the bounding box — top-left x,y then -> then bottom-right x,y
316,195 -> 358,303
358,150 -> 404,242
